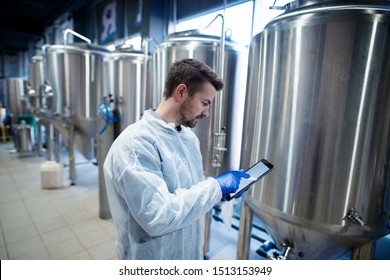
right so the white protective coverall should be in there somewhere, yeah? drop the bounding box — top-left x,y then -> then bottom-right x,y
103,109 -> 222,259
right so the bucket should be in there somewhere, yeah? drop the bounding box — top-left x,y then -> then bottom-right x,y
41,161 -> 63,189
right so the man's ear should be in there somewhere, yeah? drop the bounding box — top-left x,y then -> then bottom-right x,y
174,84 -> 188,101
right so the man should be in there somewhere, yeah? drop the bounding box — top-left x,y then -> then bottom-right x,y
104,58 -> 249,260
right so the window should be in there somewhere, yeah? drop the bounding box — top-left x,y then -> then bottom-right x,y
175,1 -> 254,47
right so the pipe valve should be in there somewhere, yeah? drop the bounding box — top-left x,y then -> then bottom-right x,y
346,207 -> 371,231
271,242 -> 292,260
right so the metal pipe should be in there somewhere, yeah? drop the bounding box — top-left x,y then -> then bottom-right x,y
269,0 -> 287,10
172,0 -> 177,33
63,29 -> 91,45
204,12 -> 228,170
141,37 -> 149,119
124,0 -> 128,40
216,13 -> 226,94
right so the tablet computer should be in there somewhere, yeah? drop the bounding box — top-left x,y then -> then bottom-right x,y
226,159 -> 274,201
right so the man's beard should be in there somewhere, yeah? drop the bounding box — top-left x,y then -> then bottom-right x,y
179,101 -> 203,128
183,116 -> 202,128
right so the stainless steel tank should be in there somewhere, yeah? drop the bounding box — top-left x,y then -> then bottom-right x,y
45,43 -> 109,159
14,121 -> 34,155
153,31 -> 248,176
240,0 -> 390,259
7,78 -> 26,124
27,55 -> 45,110
104,49 -> 151,132
97,48 -> 150,219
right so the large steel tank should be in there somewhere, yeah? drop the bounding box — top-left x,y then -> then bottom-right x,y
104,49 -> 151,132
97,48 -> 150,219
45,43 -> 109,159
240,0 -> 390,259
153,31 -> 248,176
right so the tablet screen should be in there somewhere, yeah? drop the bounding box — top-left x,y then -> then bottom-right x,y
226,159 -> 274,201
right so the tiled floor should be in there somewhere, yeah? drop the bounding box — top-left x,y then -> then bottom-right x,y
0,142 -> 117,260
0,141 -> 263,260
1,141 -> 388,260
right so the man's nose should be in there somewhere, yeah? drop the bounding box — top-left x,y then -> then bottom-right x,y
202,108 -> 209,118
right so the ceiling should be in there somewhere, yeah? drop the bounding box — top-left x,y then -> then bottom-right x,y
1,0 -> 91,53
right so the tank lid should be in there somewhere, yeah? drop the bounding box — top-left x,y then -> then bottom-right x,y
164,29 -> 236,43
47,42 -> 110,54
32,55 -> 44,62
70,42 -> 109,52
273,0 -> 390,12
111,49 -> 144,54
165,29 -> 200,39
111,43 -> 145,54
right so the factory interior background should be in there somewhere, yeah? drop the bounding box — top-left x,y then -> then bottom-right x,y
1,0 -> 390,261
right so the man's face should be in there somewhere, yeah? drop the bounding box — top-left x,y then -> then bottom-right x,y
179,82 -> 216,128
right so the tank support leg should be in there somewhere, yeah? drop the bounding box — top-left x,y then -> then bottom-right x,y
37,121 -> 42,156
46,122 -> 52,161
97,117 -> 113,220
54,128 -> 60,163
351,240 -> 376,259
69,125 -> 76,185
203,211 -> 211,257
237,199 -> 253,259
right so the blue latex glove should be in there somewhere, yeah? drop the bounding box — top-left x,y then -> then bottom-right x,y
215,169 -> 250,201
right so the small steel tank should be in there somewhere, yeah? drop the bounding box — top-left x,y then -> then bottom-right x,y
239,0 -> 390,259
45,43 -> 109,159
7,78 -> 26,124
153,31 -> 248,176
27,55 -> 45,110
14,121 -> 34,155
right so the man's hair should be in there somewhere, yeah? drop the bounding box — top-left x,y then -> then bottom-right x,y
163,58 -> 223,98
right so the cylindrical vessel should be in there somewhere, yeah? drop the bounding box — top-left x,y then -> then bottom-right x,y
28,55 -> 45,110
97,49 -> 150,219
45,43 -> 109,159
104,49 -> 151,133
14,123 -> 34,154
241,1 -> 390,259
153,31 -> 248,176
45,46 -> 64,116
7,78 -> 25,124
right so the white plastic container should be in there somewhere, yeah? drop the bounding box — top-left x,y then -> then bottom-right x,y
40,161 -> 63,189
